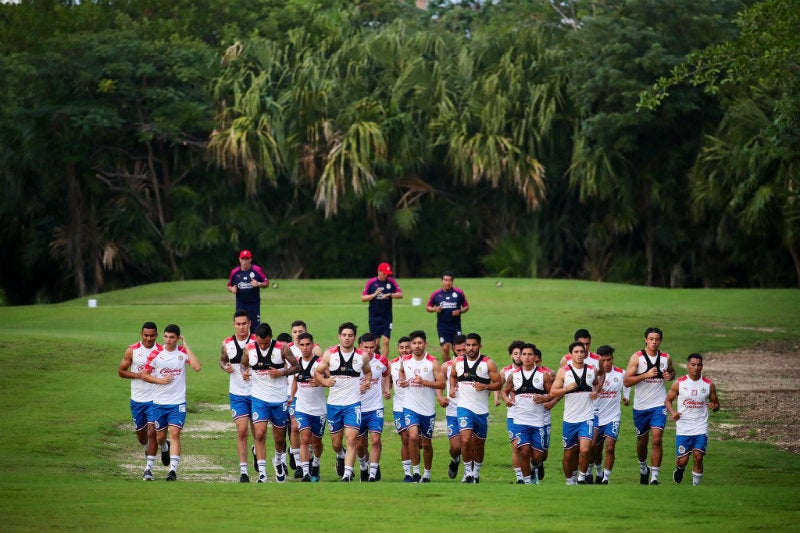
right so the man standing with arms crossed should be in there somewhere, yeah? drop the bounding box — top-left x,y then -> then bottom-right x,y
315,322 -> 372,482
361,262 -> 403,358
426,271 -> 469,362
219,310 -> 256,482
665,353 -> 720,486
142,324 -> 202,481
398,330 -> 445,482
623,327 -> 675,485
118,321 -> 164,480
450,332 -> 503,483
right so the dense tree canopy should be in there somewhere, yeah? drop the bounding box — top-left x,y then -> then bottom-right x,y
1,0 -> 796,305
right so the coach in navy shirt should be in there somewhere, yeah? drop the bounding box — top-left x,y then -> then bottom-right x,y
227,249 -> 269,333
426,271 -> 469,362
361,262 -> 403,357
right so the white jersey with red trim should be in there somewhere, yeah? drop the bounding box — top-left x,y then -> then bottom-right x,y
361,354 -> 389,412
540,365 -> 555,425
443,360 -> 458,417
294,357 -> 327,416
326,346 -> 366,407
676,375 -> 713,436
632,350 -> 671,410
145,346 -> 190,405
129,341 -> 161,402
223,334 -> 255,397
401,353 -> 437,416
510,367 -> 548,427
453,354 -> 493,415
562,364 -> 597,423
247,340 -> 289,403
596,366 -> 630,426
389,356 -> 406,413
501,363 -> 519,421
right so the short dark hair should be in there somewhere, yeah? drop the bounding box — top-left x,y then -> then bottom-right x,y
597,345 -> 615,357
256,322 -> 273,339
397,336 -> 411,345
441,270 -> 455,279
507,340 -> 525,354
687,352 -> 703,363
164,324 -> 180,336
533,347 -> 542,358
339,322 -> 358,335
644,327 -> 663,339
233,310 -> 249,320
466,332 -> 482,344
574,329 -> 591,340
452,334 -> 467,345
568,341 -> 585,353
141,321 -> 157,332
521,343 -> 537,353
297,332 -> 313,342
291,320 -> 307,329
276,332 -> 292,343
409,330 -> 426,342
360,332 -> 377,344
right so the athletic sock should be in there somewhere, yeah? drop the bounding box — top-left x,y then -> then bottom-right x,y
523,475 -> 531,484
650,466 -> 660,482
169,455 -> 180,472
453,454 -> 461,464
412,464 -> 421,475
463,462 -> 473,478
359,455 -> 368,470
336,449 -> 346,460
240,462 -> 248,475
301,461 -> 310,476
369,463 -> 378,478
513,467 -> 523,481
312,455 -> 321,467
344,465 -> 354,479
257,459 -> 267,476
402,460 -> 412,476
146,455 -> 156,470
473,461 -> 483,478
577,470 -> 587,482
422,468 -> 431,479
692,472 -> 703,486
603,468 -> 612,482
595,463 -> 603,477
290,447 -> 300,465
639,460 -> 648,474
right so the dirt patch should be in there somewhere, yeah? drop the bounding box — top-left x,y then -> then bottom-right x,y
703,340 -> 800,454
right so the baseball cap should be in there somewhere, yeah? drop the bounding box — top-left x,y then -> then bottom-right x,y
378,262 -> 393,275
239,250 -> 253,259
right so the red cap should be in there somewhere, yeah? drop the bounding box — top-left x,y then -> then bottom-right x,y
239,250 -> 253,259
378,262 -> 393,275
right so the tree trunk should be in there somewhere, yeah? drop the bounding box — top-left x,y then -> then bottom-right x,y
65,161 -> 88,297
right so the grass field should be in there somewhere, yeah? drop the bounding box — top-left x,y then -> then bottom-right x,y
1,278 -> 799,532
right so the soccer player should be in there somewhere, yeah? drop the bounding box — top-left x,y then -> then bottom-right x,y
355,333 -> 390,481
549,341 -> 600,485
314,322 -> 372,482
592,345 -> 630,484
532,347 -> 555,481
291,332 -> 327,482
141,324 -> 202,481
226,249 -> 269,334
286,320 -> 323,478
426,271 -> 469,362
388,336 -> 413,480
118,321 -> 163,481
501,342 -> 552,484
623,327 -> 676,485
498,340 -> 524,482
240,322 -> 299,483
450,332 -> 503,483
665,353 -> 720,486
361,262 -> 403,358
398,330 -> 445,482
440,334 -> 467,481
219,310 -> 257,482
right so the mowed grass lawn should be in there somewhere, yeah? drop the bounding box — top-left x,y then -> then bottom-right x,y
0,278 -> 799,532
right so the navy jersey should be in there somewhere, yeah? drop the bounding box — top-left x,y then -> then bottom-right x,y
228,264 -> 268,305
362,276 -> 402,319
427,287 -> 469,327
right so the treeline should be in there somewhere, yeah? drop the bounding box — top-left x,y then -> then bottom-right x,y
1,0 -> 797,305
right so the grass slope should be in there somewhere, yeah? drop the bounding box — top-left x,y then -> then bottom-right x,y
0,278 -> 798,532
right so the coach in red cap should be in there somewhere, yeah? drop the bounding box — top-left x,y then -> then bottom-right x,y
361,262 -> 403,356
227,250 -> 269,333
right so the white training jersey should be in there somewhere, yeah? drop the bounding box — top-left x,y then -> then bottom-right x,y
676,375 -> 713,436
326,346 -> 366,407
632,350 -> 671,410
223,334 -> 255,397
247,340 -> 289,403
501,363 -> 519,421
294,356 -> 327,416
510,367 -> 549,427
443,360 -> 458,417
540,366 -> 555,425
453,354 -> 493,415
361,354 -> 389,412
562,364 -> 597,423
145,346 -> 190,405
129,341 -> 161,402
401,353 -> 438,417
389,356 -> 406,413
596,366 -> 630,426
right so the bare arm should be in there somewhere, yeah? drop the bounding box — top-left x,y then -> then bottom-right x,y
360,360 -> 373,393
501,374 -> 515,407
182,337 -> 202,372
665,380 -> 680,420
708,383 -> 720,412
476,360 -> 503,392
314,353 -> 334,388
118,347 -> 138,380
219,342 -> 233,373
549,368 -> 571,398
